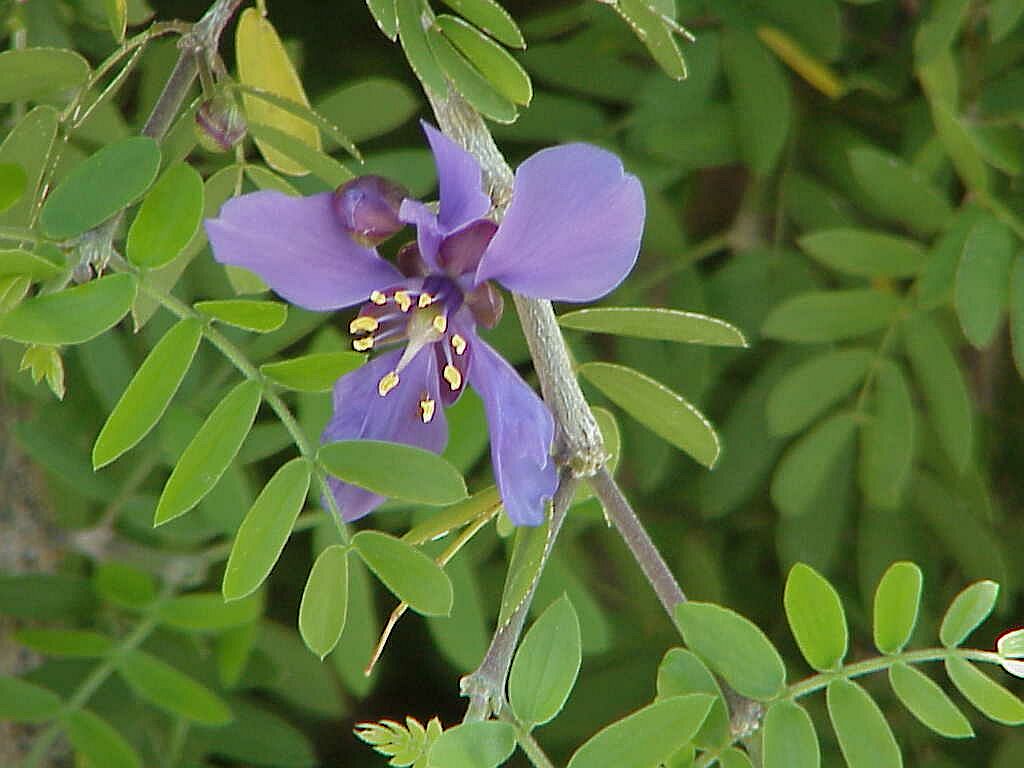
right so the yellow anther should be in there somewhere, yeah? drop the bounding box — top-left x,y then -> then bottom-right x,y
418,292 -> 434,308
353,336 -> 375,352
378,371 -> 400,397
349,316 -> 379,334
394,291 -> 413,312
370,290 -> 387,305
443,364 -> 462,391
432,315 -> 448,334
451,334 -> 467,355
419,397 -> 436,423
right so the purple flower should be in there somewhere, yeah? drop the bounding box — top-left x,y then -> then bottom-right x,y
205,123 -> 644,525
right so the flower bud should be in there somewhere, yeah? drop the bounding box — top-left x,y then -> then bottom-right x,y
333,175 -> 409,247
195,96 -> 247,153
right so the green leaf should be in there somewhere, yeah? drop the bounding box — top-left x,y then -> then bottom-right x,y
0,106 -> 58,227
261,351 -> 364,392
436,15 -> 531,105
991,0 -> 1024,41
656,649 -> 730,750
0,573 -> 95,620
0,163 -> 26,212
316,78 -> 418,145
398,0 -> 448,96
945,656 -> 1024,725
223,458 -> 311,600
126,162 -> 204,269
579,362 -> 719,468
848,147 -> 952,235
720,748 -> 754,768
103,0 -> 128,41
675,602 -> 787,700
0,675 -> 62,722
233,83 -> 360,160
771,412 -> 858,518
352,530 -> 454,616
721,28 -> 790,174
299,544 -> 349,659
0,48 -> 90,103
566,695 -> 714,768
94,562 -> 157,610
859,359 -> 915,509
195,299 -> 288,333
873,561 -> 923,655
939,580 -> 999,647
766,348 -> 872,436
902,312 -> 973,471
827,678 -> 902,768
118,650 -> 233,725
205,699 -> 316,767
497,517 -> 549,626
440,0 -> 524,48
64,709 -> 141,768
956,216 -> 1015,348
428,25 -> 517,123
929,101 -> 989,193
914,0 -> 970,65
616,0 -> 687,80
784,563 -> 848,672
509,595 -> 582,726
319,440 -> 467,506
154,379 -> 262,525
763,290 -> 900,343
247,122 -> 353,187
560,307 -> 747,347
157,592 -> 262,632
14,628 -> 113,658
366,0 -> 399,38
0,248 -> 62,281
889,662 -> 973,738
236,8 -> 320,176
763,700 -> 820,768
39,136 -> 161,239
799,228 -> 927,277
0,273 -> 137,346
1011,256 -> 1024,378
93,318 -> 202,469
428,721 -> 516,768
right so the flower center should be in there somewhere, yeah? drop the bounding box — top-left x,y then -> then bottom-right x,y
348,275 -> 471,404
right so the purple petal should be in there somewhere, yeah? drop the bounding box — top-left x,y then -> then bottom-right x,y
475,144 -> 645,302
469,334 -> 556,526
422,121 -> 491,233
206,191 -> 402,311
438,219 -> 497,276
399,198 -> 443,267
322,347 -> 447,521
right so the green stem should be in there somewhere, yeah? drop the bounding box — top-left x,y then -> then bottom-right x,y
22,585 -> 177,768
499,711 -> 557,768
691,646 -> 1007,768
133,273 -> 350,544
785,646 -> 1004,700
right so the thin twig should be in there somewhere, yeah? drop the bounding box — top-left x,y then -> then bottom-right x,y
588,466 -> 686,615
460,473 -> 578,722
